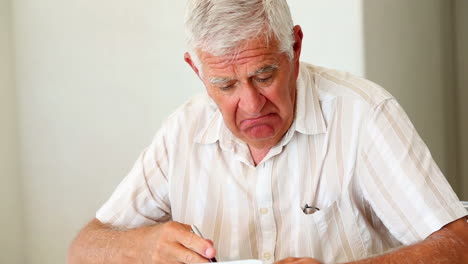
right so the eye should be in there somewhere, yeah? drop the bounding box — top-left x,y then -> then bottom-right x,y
217,81 -> 236,91
256,77 -> 271,83
219,84 -> 234,91
254,75 -> 273,84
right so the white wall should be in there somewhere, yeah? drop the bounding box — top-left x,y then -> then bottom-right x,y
13,0 -> 197,262
0,0 -> 24,263
362,0 -> 458,188
12,0 -> 364,263
290,0 -> 365,76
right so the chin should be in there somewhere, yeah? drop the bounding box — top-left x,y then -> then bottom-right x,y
244,133 -> 280,149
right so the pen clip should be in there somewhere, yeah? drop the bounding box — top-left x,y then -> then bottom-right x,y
302,203 -> 320,214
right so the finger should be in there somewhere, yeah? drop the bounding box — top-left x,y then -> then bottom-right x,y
274,257 -> 299,264
206,239 -> 214,246
170,242 -> 210,264
176,225 -> 216,259
296,258 -> 321,264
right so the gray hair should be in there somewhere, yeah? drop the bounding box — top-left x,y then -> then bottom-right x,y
185,0 -> 295,68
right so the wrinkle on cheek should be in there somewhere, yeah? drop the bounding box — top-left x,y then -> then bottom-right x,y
234,98 -> 241,126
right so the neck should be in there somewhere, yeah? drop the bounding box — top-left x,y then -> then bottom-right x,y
248,146 -> 271,166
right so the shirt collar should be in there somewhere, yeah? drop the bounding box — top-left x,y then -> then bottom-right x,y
193,62 -> 327,146
293,62 -> 327,135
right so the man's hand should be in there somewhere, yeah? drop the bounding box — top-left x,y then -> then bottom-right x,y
138,221 -> 216,264
67,219 -> 217,264
275,257 -> 321,264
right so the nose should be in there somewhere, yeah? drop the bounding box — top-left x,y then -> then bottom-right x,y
238,83 -> 266,115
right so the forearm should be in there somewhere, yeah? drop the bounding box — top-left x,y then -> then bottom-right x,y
346,225 -> 468,264
67,219 -> 143,264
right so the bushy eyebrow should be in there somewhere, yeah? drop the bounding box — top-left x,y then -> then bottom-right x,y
209,64 -> 279,85
209,76 -> 234,84
248,64 -> 279,77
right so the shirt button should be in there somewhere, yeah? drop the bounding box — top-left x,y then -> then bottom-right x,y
263,252 -> 271,260
260,208 -> 268,215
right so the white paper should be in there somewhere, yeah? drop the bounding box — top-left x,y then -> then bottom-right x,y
203,259 -> 264,264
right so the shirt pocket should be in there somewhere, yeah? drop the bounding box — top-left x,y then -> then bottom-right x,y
296,198 -> 367,264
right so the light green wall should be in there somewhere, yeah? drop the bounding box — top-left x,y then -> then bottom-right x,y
455,0 -> 468,200
0,0 -> 24,263
362,0 -> 464,198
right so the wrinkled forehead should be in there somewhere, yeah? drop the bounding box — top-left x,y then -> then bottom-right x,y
198,50 -> 284,79
199,30 -> 277,56
196,35 -> 284,70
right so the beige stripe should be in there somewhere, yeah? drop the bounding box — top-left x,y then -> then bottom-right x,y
233,166 -> 248,259
287,137 -> 302,256
304,135 -> 317,206
178,165 -> 191,223
362,152 -> 419,241
339,200 -> 367,259
310,78 -> 326,133
362,196 -> 383,254
310,216 -> 324,260
307,135 -> 324,259
201,147 -> 221,233
254,167 -> 265,256
335,98 -> 344,186
271,159 -> 284,257
112,182 -> 147,226
321,72 -> 372,104
381,104 -> 457,218
222,204 -> 232,258
109,150 -> 155,225
247,196 -> 259,258
301,135 -> 314,257
332,203 -> 355,260
311,136 -> 326,212
213,188 -> 225,256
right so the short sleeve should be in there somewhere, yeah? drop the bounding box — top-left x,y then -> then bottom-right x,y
355,98 -> 467,245
96,126 -> 172,228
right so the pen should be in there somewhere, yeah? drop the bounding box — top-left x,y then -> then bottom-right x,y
190,225 -> 218,262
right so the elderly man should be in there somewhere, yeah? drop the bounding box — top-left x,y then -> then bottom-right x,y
68,0 -> 468,263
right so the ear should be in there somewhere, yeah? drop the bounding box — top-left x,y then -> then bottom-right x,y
292,25 -> 303,63
184,52 -> 202,79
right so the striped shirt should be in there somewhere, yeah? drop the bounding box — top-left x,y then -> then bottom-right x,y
96,62 -> 467,264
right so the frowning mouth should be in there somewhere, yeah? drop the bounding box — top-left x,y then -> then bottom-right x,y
239,113 -> 277,129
